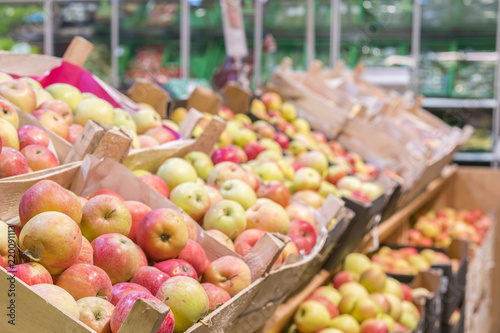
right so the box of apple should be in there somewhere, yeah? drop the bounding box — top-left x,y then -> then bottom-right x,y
406,207 -> 492,248
0,74 -> 180,153
287,253 -> 443,333
0,155 -> 290,333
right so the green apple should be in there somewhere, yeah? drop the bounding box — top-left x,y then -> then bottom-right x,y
312,286 -> 342,306
170,182 -> 210,222
184,151 -> 214,181
233,128 -> 257,148
0,118 -> 19,150
344,253 -> 371,276
338,282 -> 369,299
156,158 -> 198,190
281,102 -> 297,122
259,138 -> 283,154
34,88 -> 53,107
203,200 -> 247,239
350,297 -> 381,322
219,179 -> 256,210
114,108 -> 137,132
225,120 -> 243,138
246,198 -> 290,234
45,83 -> 82,111
162,119 -> 180,132
20,77 -> 42,89
253,160 -> 284,181
293,167 -> 322,191
318,182 -> 340,198
170,107 -> 188,124
81,92 -> 97,100
298,151 -> 329,174
256,149 -> 282,161
293,118 -> 311,134
133,108 -> 162,134
74,98 -> 114,126
293,300 -> 330,333
329,314 -> 360,333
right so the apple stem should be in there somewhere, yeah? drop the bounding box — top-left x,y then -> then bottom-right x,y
227,231 -> 237,241
104,209 -> 116,220
227,274 -> 239,280
162,296 -> 169,303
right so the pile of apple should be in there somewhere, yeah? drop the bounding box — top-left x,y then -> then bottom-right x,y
370,247 -> 457,276
0,179 -> 262,333
0,73 -> 179,151
407,207 -> 492,248
290,253 -> 428,333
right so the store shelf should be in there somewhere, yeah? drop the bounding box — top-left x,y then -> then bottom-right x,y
423,98 -> 497,109
454,151 -> 494,163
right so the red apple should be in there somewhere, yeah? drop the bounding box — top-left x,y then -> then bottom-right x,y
0,79 -> 36,113
92,233 -> 139,284
81,195 -> 132,242
154,259 -> 198,280
234,229 -> 266,256
109,282 -> 152,306
177,239 -> 208,277
34,109 -> 69,139
144,126 -> 176,144
211,146 -> 240,165
202,256 -> 252,296
124,200 -> 151,243
0,99 -> 18,128
328,141 -> 345,156
360,319 -> 389,333
370,293 -> 391,314
20,144 -> 59,171
324,165 -> 348,185
136,208 -> 188,262
202,282 -> 231,310
230,144 -> 248,163
18,125 -> 49,150
401,283 -> 413,302
274,132 -> 290,149
218,106 -> 234,120
87,189 -> 125,201
287,233 -> 312,255
111,291 -> 175,333
285,203 -> 315,225
77,297 -> 115,333
350,189 -> 371,203
6,262 -> 53,286
39,99 -> 73,126
138,134 -> 159,148
244,141 -> 267,160
131,266 -> 170,295
135,244 -> 148,269
139,174 -> 170,199
67,123 -> 83,144
75,236 -> 94,265
256,180 -> 291,207
181,213 -> 198,241
333,271 -> 359,289
0,147 -> 29,178
261,92 -> 282,110
56,264 -> 113,301
311,131 -> 327,143
288,219 -> 317,254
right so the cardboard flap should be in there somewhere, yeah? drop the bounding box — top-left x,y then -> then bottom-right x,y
411,269 -> 442,295
127,79 -> 170,118
178,108 -> 204,139
0,51 -> 62,76
62,36 -> 94,67
187,86 -> 222,115
222,82 -> 252,114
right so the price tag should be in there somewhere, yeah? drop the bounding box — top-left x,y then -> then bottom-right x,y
220,0 -> 248,58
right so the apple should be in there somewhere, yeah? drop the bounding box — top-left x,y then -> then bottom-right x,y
211,146 -> 239,165
312,286 -> 342,306
246,198 -> 290,234
399,301 -> 420,330
0,72 -> 13,83
329,314 -> 360,333
184,151 -> 214,181
337,176 -> 362,191
87,189 -> 125,201
77,297 -> 115,333
202,256 -> 251,297
111,291 -> 175,333
0,79 -> 36,113
132,108 -> 162,134
34,109 -> 69,139
56,264 -> 112,301
66,123 -> 83,144
0,118 -> 19,149
171,107 -> 188,124
31,284 -> 80,319
17,125 -> 49,149
384,293 -> 402,320
136,174 -> 169,199
157,158 -> 198,191
0,147 -> 29,178
34,88 -> 53,107
351,297 -> 381,322
206,161 -> 250,188
203,199 -> 247,239
138,135 -> 159,148
360,182 -> 384,200
180,213 -> 198,241
344,253 -> 371,276
19,77 -> 42,89
233,128 -> 257,148
370,293 -> 391,314
201,283 -> 231,311
6,262 -> 52,286
293,167 -> 322,191
109,282 -> 152,305
154,259 -> 197,280
272,132 -> 289,150
318,182 -> 339,198
376,313 -> 395,331
360,319 -> 389,333
20,144 -> 59,171
298,151 -> 329,174
244,141 -> 267,161
293,300 -> 330,333
332,271 -> 359,289
45,83 -> 82,111
401,284 -> 413,302
338,294 -> 359,315
39,99 -> 73,126
177,239 -> 208,277
74,98 -> 114,127
80,195 -> 132,242
136,208 -> 188,261
205,229 -> 235,251
288,219 -> 317,254
131,266 -> 170,296
218,106 -> 234,120
75,236 -> 93,265
234,229 -> 266,256
20,211 -> 82,274
205,185 -> 224,207
305,294 -> 339,319
292,190 -> 325,209
113,108 -> 137,132
144,127 -> 176,145
359,267 -> 386,293
219,179 -> 256,210
157,276 -> 210,332
285,203 -> 315,225
323,165 -> 348,186
256,180 -> 290,207
170,182 -> 210,222
261,92 -> 282,110
338,282 -> 369,299
92,233 -> 139,284
253,160 -> 284,182
116,202 -> 149,245
0,99 -> 19,128
383,277 -> 403,299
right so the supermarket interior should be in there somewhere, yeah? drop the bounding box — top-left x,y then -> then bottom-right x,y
0,1 -> 499,333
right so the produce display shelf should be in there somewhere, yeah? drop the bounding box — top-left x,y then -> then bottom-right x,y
454,152 -> 494,163
422,98 -> 497,109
